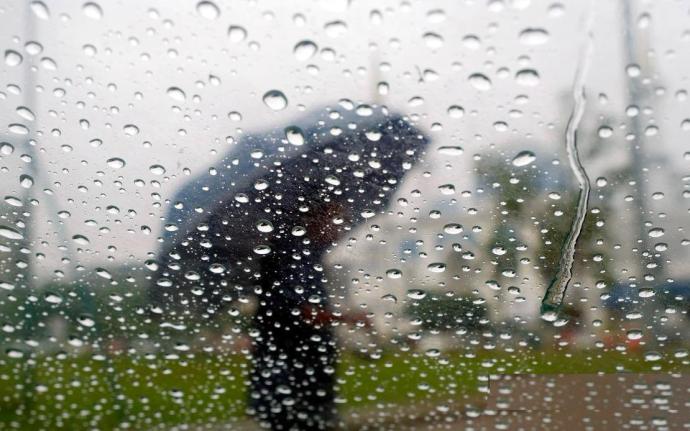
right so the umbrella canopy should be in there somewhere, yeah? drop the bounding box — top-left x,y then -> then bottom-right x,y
151,104 -> 429,313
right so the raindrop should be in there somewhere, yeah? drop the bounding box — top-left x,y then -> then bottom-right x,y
123,124 -> 139,136
427,262 -> 446,273
386,269 -> 402,279
285,126 -> 305,146
4,50 -> 23,67
256,220 -> 274,233
106,158 -> 126,169
519,28 -> 549,45
447,105 -> 465,118
443,223 -> 463,234
16,107 -> 35,121
406,289 -> 427,300
95,267 -> 112,279
648,228 -> 664,238
0,225 -> 23,240
4,196 -> 21,207
166,87 -> 186,102
149,165 -> 166,175
294,40 -> 318,61
8,124 -> 28,135
515,69 -> 540,86
437,146 -> 463,156
438,184 -> 455,195
511,150 -> 536,166
423,32 -> 444,49
30,1 -> 50,19
469,73 -> 492,91
196,1 -> 219,19
72,235 -> 90,245
19,174 -> 34,188
263,90 -> 288,111
0,142 -> 14,155
82,2 -> 103,20
228,26 -> 247,42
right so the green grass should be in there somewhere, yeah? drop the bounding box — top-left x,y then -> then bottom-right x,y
0,348 -> 687,430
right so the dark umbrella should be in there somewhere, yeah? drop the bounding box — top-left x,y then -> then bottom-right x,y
152,104 -> 429,430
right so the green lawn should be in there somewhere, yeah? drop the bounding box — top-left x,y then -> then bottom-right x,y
0,348 -> 687,430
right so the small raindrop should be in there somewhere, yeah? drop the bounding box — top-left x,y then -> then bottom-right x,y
196,1 -> 219,19
4,50 -> 23,67
149,165 -> 166,175
263,90 -> 288,111
30,1 -> 50,19
8,124 -> 29,135
469,73 -> 492,91
437,146 -> 463,156
106,158 -> 125,169
427,262 -> 446,273
228,25 -> 247,42
294,40 -> 318,61
123,124 -> 139,136
0,225 -> 23,240
519,28 -> 549,45
19,174 -> 34,188
82,2 -> 103,20
515,69 -> 540,86
72,235 -> 90,245
511,150 -> 536,166
386,269 -> 403,279
285,126 -> 305,146
166,87 -> 186,102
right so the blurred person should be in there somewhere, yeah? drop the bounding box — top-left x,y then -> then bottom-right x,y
152,104 -> 428,430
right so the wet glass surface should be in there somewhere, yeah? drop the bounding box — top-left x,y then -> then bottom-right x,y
0,0 -> 689,429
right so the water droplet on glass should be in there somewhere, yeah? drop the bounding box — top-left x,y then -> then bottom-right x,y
8,124 -> 28,135
263,90 -> 288,111
648,228 -> 664,238
228,26 -> 247,42
19,174 -> 34,188
285,126 -> 304,146
427,262 -> 446,273
4,50 -> 23,67
166,87 -> 186,102
443,223 -> 463,234
16,107 -> 35,121
519,28 -> 549,45
0,225 -> 23,240
256,220 -> 274,233
72,235 -> 90,245
123,124 -> 139,136
294,40 -> 318,61
511,150 -> 536,166
407,289 -> 427,300
447,105 -> 465,118
30,1 -> 50,19
149,164 -> 166,175
95,267 -> 112,279
0,142 -> 14,155
386,269 -> 402,279
423,32 -> 444,49
106,157 -> 125,169
196,1 -> 219,19
515,69 -> 540,86
438,184 -> 455,195
437,146 -> 463,156
469,73 -> 492,91
82,2 -> 103,20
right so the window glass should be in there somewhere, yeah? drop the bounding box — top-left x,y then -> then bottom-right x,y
1,0 -> 689,429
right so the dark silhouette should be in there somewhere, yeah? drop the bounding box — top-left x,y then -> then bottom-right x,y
152,105 -> 428,430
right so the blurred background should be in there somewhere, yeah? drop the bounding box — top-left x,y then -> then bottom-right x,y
0,0 -> 689,429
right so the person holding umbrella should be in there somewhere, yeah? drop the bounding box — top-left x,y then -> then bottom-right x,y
153,104 -> 428,430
